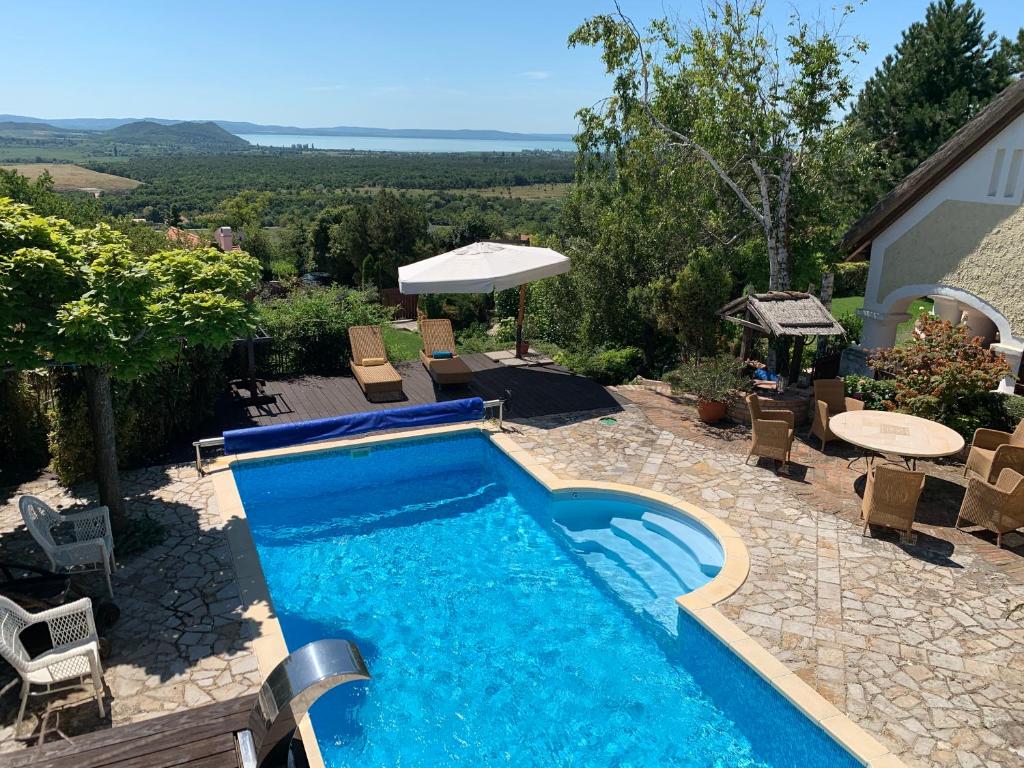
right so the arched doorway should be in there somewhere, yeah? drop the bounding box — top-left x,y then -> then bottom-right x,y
860,284 -> 1023,394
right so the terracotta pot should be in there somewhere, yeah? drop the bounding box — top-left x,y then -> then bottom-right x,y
696,399 -> 728,424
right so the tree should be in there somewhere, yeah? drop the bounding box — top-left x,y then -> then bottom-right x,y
570,0 -> 864,291
653,248 -> 733,358
0,199 -> 260,529
849,0 -> 1022,207
219,190 -> 270,230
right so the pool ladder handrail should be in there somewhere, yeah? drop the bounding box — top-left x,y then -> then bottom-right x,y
236,638 -> 371,768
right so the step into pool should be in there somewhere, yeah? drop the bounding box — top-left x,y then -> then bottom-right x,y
232,430 -> 861,768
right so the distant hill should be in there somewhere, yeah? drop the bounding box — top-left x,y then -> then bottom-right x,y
0,115 -> 179,131
102,121 -> 250,150
0,120 -> 65,133
0,114 -> 573,141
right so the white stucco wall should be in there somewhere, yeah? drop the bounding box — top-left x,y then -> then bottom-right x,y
859,110 -> 1024,392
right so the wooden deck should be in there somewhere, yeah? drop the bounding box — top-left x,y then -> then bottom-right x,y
215,353 -> 627,431
7,695 -> 258,768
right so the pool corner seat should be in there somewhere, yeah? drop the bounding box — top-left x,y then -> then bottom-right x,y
349,325 -> 404,401
419,318 -> 474,386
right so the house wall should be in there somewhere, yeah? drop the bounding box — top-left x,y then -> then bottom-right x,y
877,201 -> 1024,334
859,109 -> 1024,393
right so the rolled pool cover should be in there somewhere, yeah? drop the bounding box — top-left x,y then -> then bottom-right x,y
223,397 -> 485,454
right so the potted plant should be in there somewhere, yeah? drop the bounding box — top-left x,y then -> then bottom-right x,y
664,355 -> 747,424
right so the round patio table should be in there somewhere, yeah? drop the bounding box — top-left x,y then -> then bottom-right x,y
829,410 -> 965,469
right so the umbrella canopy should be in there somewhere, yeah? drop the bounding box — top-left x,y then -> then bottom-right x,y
398,242 -> 570,295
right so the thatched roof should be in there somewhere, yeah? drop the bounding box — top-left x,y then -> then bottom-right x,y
719,291 -> 845,337
842,78 -> 1024,257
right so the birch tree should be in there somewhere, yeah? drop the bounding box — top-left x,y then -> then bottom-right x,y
571,0 -> 864,291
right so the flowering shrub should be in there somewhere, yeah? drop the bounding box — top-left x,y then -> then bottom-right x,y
868,316 -> 1012,435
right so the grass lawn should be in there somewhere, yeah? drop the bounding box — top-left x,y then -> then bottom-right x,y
830,295 -> 933,345
383,326 -> 423,361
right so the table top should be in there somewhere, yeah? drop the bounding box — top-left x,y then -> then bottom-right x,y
829,410 -> 965,459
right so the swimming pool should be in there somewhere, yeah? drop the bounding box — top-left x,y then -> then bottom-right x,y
231,430 -> 863,768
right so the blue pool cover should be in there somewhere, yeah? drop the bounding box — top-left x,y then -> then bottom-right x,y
223,397 -> 485,454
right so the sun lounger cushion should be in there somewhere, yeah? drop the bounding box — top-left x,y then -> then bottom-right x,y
432,351 -> 453,359
361,357 -> 387,366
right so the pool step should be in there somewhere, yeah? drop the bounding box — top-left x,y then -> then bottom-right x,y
609,518 -> 710,592
561,526 -> 683,602
640,512 -> 724,577
574,550 -> 681,633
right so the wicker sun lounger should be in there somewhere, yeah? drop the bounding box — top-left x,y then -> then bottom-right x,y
419,319 -> 474,386
349,326 -> 404,401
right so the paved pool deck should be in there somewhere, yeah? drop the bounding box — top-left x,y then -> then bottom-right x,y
507,394 -> 1024,768
1,394 -> 1022,766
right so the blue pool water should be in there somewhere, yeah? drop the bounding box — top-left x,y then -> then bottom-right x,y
233,431 -> 859,768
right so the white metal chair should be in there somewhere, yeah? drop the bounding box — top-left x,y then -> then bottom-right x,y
19,496 -> 116,597
0,595 -> 106,736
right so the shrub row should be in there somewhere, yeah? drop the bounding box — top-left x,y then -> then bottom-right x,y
253,286 -> 395,376
555,347 -> 644,385
48,347 -> 229,485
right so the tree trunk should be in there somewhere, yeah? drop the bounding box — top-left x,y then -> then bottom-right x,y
82,366 -> 126,532
767,236 -> 791,292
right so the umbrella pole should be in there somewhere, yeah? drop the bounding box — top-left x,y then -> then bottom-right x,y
516,283 -> 527,358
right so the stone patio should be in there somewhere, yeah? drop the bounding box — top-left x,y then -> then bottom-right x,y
1,391 -> 1023,766
508,393 -> 1024,768
0,465 -> 260,756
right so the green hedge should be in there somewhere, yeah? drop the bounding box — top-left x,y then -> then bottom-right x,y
555,347 -> 644,385
256,286 -> 395,375
0,372 -> 50,480
833,262 -> 869,298
48,347 -> 228,485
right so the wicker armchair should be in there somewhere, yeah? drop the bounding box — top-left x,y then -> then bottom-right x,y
964,419 -> 1024,483
956,468 -> 1024,548
745,393 -> 795,470
19,496 -> 115,597
0,595 -> 106,736
809,378 -> 865,451
861,464 -> 925,542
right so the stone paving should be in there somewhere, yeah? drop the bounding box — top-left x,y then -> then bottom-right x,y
1,393 -> 1023,766
508,395 -> 1024,768
0,464 -> 259,755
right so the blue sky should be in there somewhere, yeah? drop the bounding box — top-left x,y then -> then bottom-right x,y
3,1 -> 1020,133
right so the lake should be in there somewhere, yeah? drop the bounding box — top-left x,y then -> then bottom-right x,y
235,133 -> 576,153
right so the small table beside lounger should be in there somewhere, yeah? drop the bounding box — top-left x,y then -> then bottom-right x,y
829,410 -> 965,470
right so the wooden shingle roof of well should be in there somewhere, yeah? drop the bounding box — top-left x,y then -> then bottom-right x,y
719,291 -> 845,337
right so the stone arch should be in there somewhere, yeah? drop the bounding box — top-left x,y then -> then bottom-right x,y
878,283 -> 1017,345
863,283 -> 1023,394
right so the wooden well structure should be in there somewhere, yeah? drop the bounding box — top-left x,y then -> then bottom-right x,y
718,291 -> 845,382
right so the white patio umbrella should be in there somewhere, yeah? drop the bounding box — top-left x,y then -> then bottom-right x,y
398,241 -> 570,357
